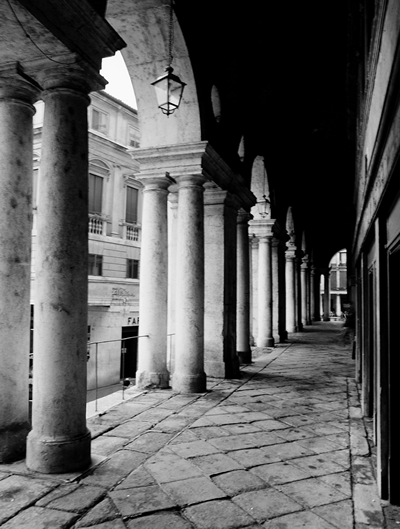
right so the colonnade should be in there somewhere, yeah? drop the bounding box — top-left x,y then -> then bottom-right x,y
133,143 -> 256,393
0,3 -> 124,471
0,57 -> 325,479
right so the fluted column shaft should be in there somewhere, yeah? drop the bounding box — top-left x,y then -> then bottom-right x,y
237,210 -> 252,364
173,175 -> 207,393
136,177 -> 169,389
27,69 -> 99,473
0,69 -> 39,463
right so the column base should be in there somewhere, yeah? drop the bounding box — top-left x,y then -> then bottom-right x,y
257,337 -> 275,347
0,422 -> 30,463
205,360 -> 225,378
225,356 -> 240,379
172,372 -> 207,393
136,370 -> 170,390
238,350 -> 252,364
26,429 -> 91,474
323,317 -> 330,321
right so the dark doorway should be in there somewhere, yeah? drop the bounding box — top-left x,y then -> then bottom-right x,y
120,326 -> 138,379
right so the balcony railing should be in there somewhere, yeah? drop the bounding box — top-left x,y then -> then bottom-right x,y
120,221 -> 141,242
88,214 -> 107,235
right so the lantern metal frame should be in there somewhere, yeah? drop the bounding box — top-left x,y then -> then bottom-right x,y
151,0 -> 186,116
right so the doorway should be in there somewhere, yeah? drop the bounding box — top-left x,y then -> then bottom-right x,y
120,326 -> 138,380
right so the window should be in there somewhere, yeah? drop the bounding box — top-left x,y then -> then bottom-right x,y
126,186 -> 139,224
92,108 -> 108,134
88,254 -> 103,276
89,173 -> 103,215
128,126 -> 140,148
126,259 -> 139,279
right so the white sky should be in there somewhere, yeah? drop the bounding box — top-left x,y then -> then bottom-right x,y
101,52 -> 137,109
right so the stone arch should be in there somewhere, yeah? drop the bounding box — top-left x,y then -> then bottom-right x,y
105,0 -> 201,148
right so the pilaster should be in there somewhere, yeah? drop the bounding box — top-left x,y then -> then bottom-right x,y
204,185 -> 241,378
237,210 -> 253,364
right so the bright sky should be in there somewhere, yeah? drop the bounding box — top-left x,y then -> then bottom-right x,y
101,52 -> 137,109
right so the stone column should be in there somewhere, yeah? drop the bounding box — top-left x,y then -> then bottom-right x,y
173,175 -> 207,393
336,294 -> 341,318
257,234 -> 274,347
285,245 -> 296,333
204,185 -> 240,378
0,67 -> 39,463
272,238 -> 280,343
237,210 -> 252,364
301,257 -> 308,327
136,177 -> 169,389
310,265 -> 317,321
295,256 -> 302,331
250,236 -> 259,345
26,66 -> 102,473
167,191 -> 178,374
323,269 -> 330,321
278,241 -> 287,341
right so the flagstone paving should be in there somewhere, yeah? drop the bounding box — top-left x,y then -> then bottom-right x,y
0,322 -> 396,527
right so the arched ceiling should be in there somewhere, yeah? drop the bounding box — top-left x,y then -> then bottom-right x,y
103,0 -> 356,268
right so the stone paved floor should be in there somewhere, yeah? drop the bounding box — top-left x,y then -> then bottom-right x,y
0,322 -> 397,528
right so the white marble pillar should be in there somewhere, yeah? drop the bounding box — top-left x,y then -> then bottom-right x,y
173,175 -> 207,393
27,69 -> 100,473
285,246 -> 296,333
301,257 -> 308,327
257,235 -> 274,347
167,191 -> 178,374
0,68 -> 39,463
237,210 -> 252,364
323,269 -> 331,321
136,177 -> 169,389
204,185 -> 240,378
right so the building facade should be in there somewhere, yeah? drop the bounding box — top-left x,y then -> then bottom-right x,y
32,91 -> 142,391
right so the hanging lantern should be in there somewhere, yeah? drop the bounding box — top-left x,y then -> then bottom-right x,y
151,66 -> 186,116
151,0 -> 186,116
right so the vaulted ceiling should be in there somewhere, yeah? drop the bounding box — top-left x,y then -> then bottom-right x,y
174,0 -> 356,266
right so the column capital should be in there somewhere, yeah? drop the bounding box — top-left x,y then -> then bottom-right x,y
285,242 -> 297,259
136,175 -> 171,192
237,209 -> 253,224
0,63 -> 40,104
249,218 -> 276,239
204,183 -> 241,209
33,58 -> 106,94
